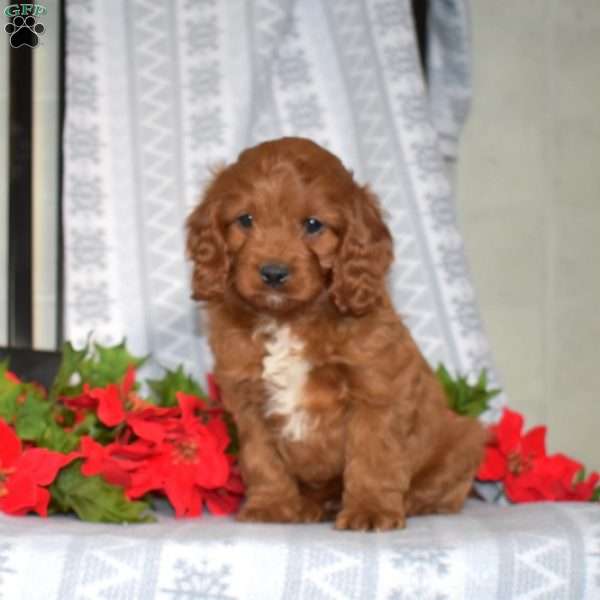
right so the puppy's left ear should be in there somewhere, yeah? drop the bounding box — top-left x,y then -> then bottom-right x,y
330,185 -> 393,316
186,177 -> 229,302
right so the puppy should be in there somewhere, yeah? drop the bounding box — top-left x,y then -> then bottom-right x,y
186,137 -> 486,531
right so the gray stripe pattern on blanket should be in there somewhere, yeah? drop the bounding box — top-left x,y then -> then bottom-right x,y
1,502 -> 600,598
63,0 -> 502,422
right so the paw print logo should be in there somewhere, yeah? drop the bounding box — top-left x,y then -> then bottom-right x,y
5,15 -> 45,48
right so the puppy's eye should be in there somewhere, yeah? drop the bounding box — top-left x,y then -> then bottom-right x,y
237,214 -> 253,229
303,217 -> 323,236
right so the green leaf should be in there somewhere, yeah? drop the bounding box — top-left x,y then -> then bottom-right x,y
0,361 -> 21,422
50,339 -> 147,402
13,390 -> 80,452
436,364 -> 501,418
147,365 -> 205,407
592,487 -> 600,502
50,461 -> 154,523
48,339 -> 91,402
14,390 -> 52,440
71,412 -> 122,445
79,340 -> 146,389
574,469 -> 586,485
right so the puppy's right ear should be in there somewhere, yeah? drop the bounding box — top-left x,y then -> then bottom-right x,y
186,179 -> 229,302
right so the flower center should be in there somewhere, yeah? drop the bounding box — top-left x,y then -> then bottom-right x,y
173,439 -> 199,464
0,466 -> 15,498
508,451 -> 532,475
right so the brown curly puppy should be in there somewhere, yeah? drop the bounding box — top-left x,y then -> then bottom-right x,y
186,137 -> 485,531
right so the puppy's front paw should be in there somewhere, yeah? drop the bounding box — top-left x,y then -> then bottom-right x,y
335,507 -> 406,532
237,497 -> 324,524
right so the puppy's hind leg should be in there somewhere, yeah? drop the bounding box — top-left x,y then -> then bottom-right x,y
406,416 -> 486,516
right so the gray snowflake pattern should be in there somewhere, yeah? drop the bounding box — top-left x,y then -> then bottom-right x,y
384,46 -> 415,81
285,94 -> 323,131
412,140 -> 444,178
67,124 -> 102,163
71,283 -> 111,324
190,108 -> 225,148
68,175 -> 103,215
467,346 -> 492,375
68,0 -> 94,12
438,245 -> 469,283
396,92 -> 429,132
373,0 -> 405,34
67,21 -> 97,62
188,62 -> 220,98
68,73 -> 98,111
391,544 -> 450,576
70,229 -> 107,270
161,559 -> 234,600
453,298 -> 484,337
187,15 -> 219,53
388,538 -> 451,600
184,0 -> 217,10
427,192 -> 456,231
275,48 -> 311,89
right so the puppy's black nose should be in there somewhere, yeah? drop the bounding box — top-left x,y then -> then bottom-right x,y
260,263 -> 289,287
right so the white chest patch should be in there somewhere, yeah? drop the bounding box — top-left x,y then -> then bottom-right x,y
258,322 -> 312,441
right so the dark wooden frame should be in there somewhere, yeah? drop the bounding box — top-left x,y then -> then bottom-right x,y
0,0 -> 65,385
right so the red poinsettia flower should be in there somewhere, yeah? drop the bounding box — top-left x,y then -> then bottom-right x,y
520,454 -> 600,502
478,408 -> 546,484
203,461 -> 245,515
79,436 -> 155,488
62,366 -> 139,427
478,408 -> 600,502
125,392 -> 233,517
0,419 -> 78,516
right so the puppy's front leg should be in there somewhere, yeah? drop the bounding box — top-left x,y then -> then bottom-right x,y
234,406 -> 323,524
336,402 -> 410,531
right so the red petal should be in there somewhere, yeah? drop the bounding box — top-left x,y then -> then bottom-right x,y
496,409 -> 524,455
477,447 -> 506,481
206,419 -> 230,453
61,392 -> 97,411
122,365 -> 136,397
206,374 -> 221,405
127,416 -> 166,444
522,426 -> 547,459
0,419 -> 21,467
505,477 -> 545,503
544,453 -> 582,483
92,385 -> 126,427
194,447 -> 230,489
16,448 -> 78,486
33,487 -> 51,517
126,467 -> 161,499
177,392 -> 208,423
0,473 -> 37,514
573,472 -> 600,500
164,470 -> 203,518
204,490 -> 242,516
225,470 -> 246,494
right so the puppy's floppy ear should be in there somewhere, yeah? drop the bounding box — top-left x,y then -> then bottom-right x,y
330,185 -> 393,316
186,178 -> 229,302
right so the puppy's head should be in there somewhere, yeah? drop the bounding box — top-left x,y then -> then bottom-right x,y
186,137 -> 393,316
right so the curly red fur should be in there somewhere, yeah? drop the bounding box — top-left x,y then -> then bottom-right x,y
186,137 -> 485,531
